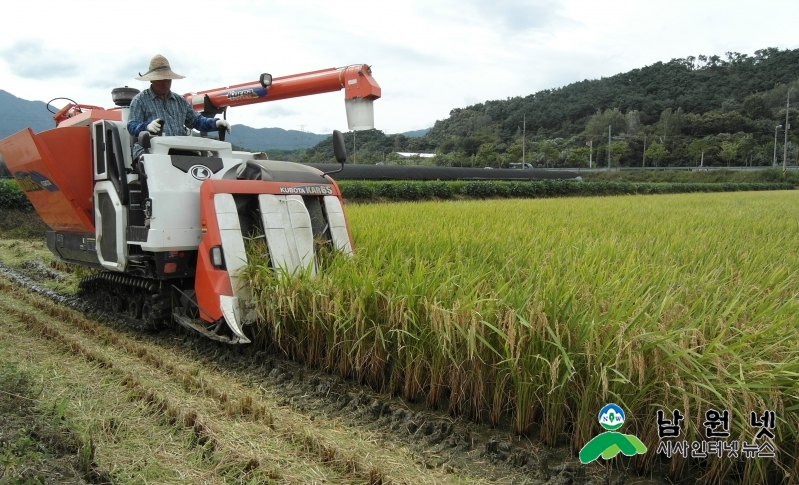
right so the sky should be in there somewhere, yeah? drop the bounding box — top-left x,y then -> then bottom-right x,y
1,0 -> 798,136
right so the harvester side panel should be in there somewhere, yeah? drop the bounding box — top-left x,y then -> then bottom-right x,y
138,155 -> 205,252
0,127 -> 94,233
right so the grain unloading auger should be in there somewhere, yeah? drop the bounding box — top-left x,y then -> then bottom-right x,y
0,64 -> 381,344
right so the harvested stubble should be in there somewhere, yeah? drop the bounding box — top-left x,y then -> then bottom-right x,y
0,276 -> 401,484
246,191 -> 799,485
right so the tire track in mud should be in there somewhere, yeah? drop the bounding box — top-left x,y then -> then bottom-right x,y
0,262 -> 668,485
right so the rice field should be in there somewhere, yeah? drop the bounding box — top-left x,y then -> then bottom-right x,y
245,191 -> 799,484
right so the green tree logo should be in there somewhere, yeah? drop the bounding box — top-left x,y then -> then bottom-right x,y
579,404 -> 647,464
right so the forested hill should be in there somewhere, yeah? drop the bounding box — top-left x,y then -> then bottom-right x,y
304,47 -> 799,168
425,48 -> 799,144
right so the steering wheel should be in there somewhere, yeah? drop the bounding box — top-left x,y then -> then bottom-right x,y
46,97 -> 79,114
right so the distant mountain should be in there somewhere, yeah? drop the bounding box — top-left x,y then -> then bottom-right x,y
0,90 -> 56,139
400,128 -> 430,138
228,125 -> 327,151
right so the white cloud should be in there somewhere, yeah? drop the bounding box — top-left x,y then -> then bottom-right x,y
257,105 -> 299,118
0,0 -> 797,135
473,0 -> 565,33
0,40 -> 78,80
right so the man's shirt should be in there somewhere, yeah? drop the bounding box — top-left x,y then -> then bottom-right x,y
127,88 -> 218,158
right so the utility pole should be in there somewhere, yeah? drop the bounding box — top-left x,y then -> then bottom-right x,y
588,140 -> 593,168
522,113 -> 526,167
607,125 -> 611,170
701,151 -> 704,167
784,86 -> 793,173
642,133 -> 647,168
774,125 -> 782,166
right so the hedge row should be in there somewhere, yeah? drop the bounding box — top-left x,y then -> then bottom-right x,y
0,178 -> 794,212
338,180 -> 796,201
0,179 -> 33,211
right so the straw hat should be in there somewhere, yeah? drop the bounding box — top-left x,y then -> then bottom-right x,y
135,54 -> 186,81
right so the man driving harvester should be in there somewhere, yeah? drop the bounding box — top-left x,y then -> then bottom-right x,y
127,54 -> 231,159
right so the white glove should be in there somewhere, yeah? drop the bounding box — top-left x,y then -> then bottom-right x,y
146,119 -> 162,134
216,119 -> 231,133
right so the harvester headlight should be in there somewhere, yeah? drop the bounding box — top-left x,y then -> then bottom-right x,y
211,246 -> 224,268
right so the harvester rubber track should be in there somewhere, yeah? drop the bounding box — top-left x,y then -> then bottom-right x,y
78,273 -> 171,331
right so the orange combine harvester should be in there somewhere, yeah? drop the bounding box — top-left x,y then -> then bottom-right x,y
0,64 -> 381,344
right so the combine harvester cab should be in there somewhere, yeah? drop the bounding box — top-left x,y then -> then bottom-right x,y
0,92 -> 355,345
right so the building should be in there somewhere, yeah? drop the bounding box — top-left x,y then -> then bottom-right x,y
394,152 -> 436,159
